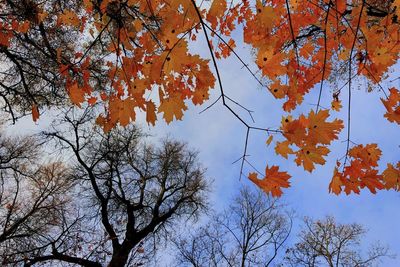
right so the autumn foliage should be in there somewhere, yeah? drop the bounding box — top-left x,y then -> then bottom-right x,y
0,0 -> 399,196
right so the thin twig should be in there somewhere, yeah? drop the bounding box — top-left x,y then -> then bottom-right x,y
343,0 -> 365,169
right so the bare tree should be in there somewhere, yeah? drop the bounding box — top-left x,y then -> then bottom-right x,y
173,186 -> 292,267
0,128 -> 74,266
10,109 -> 209,267
284,216 -> 394,267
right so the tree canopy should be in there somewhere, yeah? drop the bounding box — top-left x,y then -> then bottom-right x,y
0,110 -> 209,266
0,0 -> 399,196
173,187 -> 292,267
285,216 -> 392,266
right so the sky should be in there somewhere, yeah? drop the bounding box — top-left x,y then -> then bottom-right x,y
9,24 -> 400,267
139,33 -> 399,265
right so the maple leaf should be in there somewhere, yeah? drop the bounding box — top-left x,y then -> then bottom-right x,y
248,165 -> 291,197
206,0 -> 227,29
97,97 -> 137,131
68,83 -> 85,107
87,97 -> 97,106
254,1 -> 277,29
295,145 -> 330,172
275,140 -> 294,159
332,143 -> 388,195
381,88 -> 400,124
361,169 -> 384,194
343,159 -> 363,179
336,0 -> 347,13
112,98 -> 136,127
331,100 -> 342,112
348,144 -> 381,168
146,101 -> 157,126
32,104 -> 39,122
191,59 -> 215,105
281,115 -> 307,146
83,0 -> 93,13
3,0 -> 399,199
159,25 -> 180,49
329,168 -> 343,195
0,25 -> 13,47
57,10 -> 80,28
158,94 -> 187,124
269,81 -> 289,99
305,110 -> 344,145
382,163 -> 400,190
161,41 -> 191,74
218,38 -> 236,58
18,21 -> 30,33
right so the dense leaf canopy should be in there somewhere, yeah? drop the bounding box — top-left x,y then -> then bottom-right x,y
0,0 -> 399,196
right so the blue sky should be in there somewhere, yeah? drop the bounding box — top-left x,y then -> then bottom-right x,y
11,26 -> 400,266
139,34 -> 399,265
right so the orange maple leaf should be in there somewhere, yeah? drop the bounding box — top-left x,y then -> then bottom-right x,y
361,169 -> 384,194
281,115 -> 307,146
32,104 -> 39,122
57,10 -> 80,28
158,94 -> 187,124
68,83 -> 85,107
348,144 -> 381,168
87,97 -> 97,106
206,0 -> 227,29
382,163 -> 400,191
329,168 -> 343,195
248,165 -> 291,197
295,145 -> 330,172
381,88 -> 400,124
331,99 -> 342,112
332,143 -> 388,195
305,110 -> 344,145
145,101 -> 157,126
275,140 -> 294,159
109,97 -> 136,127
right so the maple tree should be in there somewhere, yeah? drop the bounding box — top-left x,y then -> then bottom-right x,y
0,0 -> 399,196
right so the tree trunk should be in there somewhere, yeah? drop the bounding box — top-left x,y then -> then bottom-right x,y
107,244 -> 134,267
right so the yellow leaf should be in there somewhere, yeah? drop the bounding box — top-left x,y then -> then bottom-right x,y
331,99 -> 342,112
266,135 -> 273,146
275,140 -> 294,159
329,171 -> 343,195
